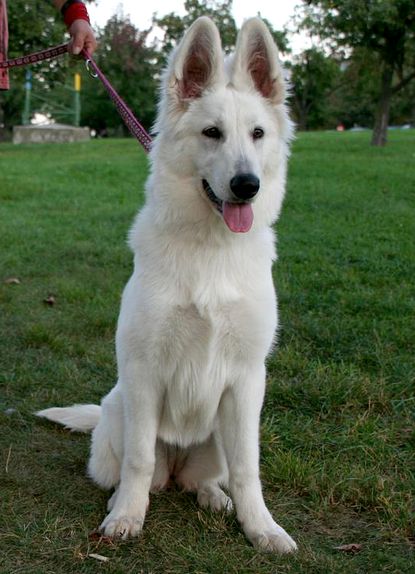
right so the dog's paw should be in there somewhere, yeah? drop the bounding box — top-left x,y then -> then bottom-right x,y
247,524 -> 297,554
100,512 -> 144,539
197,486 -> 233,513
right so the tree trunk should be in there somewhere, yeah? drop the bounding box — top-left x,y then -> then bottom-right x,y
371,63 -> 394,147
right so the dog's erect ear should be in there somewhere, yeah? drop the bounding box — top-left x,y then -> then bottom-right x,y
231,18 -> 285,105
168,17 -> 224,102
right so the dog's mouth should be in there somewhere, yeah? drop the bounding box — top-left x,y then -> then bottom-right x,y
202,179 -> 223,212
202,179 -> 254,233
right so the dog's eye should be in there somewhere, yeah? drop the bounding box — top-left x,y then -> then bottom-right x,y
253,127 -> 264,140
202,127 -> 222,139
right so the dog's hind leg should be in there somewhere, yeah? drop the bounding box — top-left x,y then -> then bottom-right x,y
88,385 -> 123,490
196,481 -> 233,512
176,434 -> 233,512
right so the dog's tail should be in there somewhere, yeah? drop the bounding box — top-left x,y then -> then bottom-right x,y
36,404 -> 101,432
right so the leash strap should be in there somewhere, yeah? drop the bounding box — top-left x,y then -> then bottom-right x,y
82,49 -> 152,153
0,43 -> 69,69
0,43 -> 152,153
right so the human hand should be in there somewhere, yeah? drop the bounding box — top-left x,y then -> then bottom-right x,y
68,19 -> 97,56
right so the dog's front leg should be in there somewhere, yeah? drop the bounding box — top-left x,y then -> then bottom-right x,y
219,365 -> 297,554
100,363 -> 159,539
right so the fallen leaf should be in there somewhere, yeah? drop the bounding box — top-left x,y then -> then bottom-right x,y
88,553 -> 110,563
334,543 -> 362,553
43,295 -> 56,306
4,277 -> 21,285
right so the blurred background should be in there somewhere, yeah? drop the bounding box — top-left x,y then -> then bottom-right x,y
0,0 -> 414,146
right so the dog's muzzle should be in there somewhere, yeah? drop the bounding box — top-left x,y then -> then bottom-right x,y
202,177 -> 257,233
229,174 -> 260,201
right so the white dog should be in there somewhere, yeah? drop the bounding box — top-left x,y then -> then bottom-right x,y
37,17 -> 296,553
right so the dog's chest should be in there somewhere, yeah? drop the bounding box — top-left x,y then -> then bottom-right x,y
156,300 -> 254,445
129,233 -> 277,446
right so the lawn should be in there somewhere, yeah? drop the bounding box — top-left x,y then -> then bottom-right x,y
0,131 -> 414,573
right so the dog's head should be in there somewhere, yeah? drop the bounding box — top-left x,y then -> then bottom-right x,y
152,17 -> 293,233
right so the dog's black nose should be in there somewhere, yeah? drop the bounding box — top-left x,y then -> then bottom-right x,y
230,173 -> 260,201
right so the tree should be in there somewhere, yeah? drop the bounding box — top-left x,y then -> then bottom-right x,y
299,0 -> 415,145
325,48 -> 380,129
288,48 -> 341,130
154,0 -> 289,78
0,0 -> 64,128
80,15 -> 158,134
0,0 -> 94,129
154,0 -> 237,66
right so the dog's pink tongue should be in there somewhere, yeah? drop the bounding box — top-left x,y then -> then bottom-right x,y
223,202 -> 254,233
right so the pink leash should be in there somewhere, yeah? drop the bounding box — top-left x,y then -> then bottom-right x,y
0,43 -> 152,153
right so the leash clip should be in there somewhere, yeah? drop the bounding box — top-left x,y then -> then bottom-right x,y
85,58 -> 98,78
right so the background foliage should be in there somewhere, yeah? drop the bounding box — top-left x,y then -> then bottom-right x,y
297,0 -> 415,144
0,0 -> 414,141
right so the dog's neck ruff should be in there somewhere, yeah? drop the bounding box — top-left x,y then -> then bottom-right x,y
202,179 -> 254,233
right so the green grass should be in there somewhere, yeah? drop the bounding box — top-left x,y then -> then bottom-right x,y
1,132 -> 414,573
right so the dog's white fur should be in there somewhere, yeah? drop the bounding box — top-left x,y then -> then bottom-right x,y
37,17 -> 296,553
